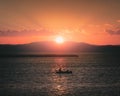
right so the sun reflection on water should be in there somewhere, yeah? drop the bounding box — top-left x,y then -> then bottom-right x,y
50,74 -> 69,95
52,58 -> 67,71
49,58 -> 73,96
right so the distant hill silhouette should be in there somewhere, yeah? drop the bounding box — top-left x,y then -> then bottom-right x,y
0,41 -> 120,54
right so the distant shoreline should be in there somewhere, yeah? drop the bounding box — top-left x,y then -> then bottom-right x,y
0,54 -> 79,57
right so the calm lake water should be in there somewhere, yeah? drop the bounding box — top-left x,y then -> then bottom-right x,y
0,53 -> 120,96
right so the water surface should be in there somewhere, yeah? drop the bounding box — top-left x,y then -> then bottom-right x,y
0,53 -> 120,96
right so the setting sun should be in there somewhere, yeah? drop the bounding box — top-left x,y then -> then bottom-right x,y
55,36 -> 64,44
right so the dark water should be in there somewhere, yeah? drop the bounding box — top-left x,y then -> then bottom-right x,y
0,53 -> 120,96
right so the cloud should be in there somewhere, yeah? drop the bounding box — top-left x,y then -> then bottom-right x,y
117,20 -> 120,23
0,29 -> 54,37
106,29 -> 120,35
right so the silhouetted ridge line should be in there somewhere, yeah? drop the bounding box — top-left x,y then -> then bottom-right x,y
0,41 -> 120,53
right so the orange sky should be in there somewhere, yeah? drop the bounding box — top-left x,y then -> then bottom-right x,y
0,0 -> 120,45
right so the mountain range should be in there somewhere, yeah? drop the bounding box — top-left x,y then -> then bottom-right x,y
0,41 -> 120,54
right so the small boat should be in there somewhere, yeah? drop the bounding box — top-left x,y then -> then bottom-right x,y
55,68 -> 72,74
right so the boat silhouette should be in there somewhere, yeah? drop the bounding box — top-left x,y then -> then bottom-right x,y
55,68 -> 72,74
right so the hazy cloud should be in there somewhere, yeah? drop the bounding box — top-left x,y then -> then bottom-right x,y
117,20 -> 120,23
0,29 -> 53,37
106,29 -> 120,35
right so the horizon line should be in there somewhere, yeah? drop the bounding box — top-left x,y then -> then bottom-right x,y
0,41 -> 120,46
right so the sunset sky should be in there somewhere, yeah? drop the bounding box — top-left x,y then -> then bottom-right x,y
0,0 -> 120,45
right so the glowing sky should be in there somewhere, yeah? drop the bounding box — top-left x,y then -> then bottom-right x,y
0,0 -> 120,45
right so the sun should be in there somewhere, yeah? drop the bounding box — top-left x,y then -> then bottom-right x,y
55,36 -> 64,44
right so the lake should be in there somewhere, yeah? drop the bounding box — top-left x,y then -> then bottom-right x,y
0,53 -> 120,96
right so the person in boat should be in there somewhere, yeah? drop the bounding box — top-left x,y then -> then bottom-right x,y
66,70 -> 69,72
58,68 -> 62,72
